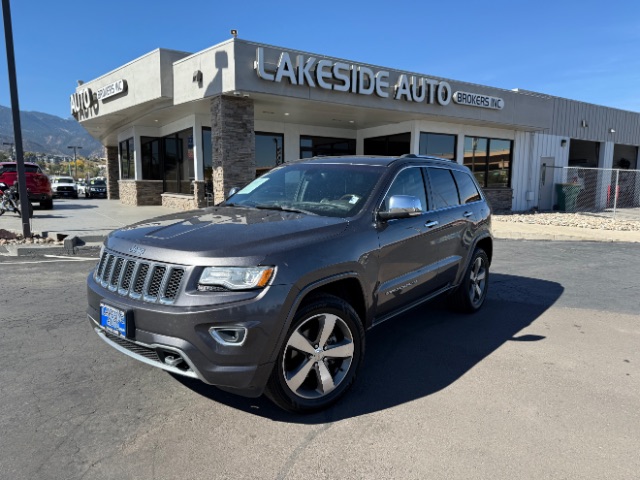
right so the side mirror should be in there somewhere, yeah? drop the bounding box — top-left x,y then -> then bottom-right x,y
378,195 -> 423,221
227,187 -> 240,199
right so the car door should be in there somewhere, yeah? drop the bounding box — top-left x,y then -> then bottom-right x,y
375,166 -> 444,317
424,167 -> 479,287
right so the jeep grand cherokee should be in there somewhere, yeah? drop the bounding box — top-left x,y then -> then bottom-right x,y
87,155 -> 492,413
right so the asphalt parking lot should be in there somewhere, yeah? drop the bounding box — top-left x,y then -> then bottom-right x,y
1,239 -> 638,480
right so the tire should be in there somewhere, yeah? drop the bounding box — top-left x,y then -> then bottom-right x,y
265,294 -> 365,413
449,248 -> 489,313
40,198 -> 53,210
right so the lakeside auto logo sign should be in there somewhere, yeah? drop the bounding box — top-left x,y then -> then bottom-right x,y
70,79 -> 127,118
254,48 -> 504,110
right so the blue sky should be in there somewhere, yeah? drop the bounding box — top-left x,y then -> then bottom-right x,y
1,0 -> 639,119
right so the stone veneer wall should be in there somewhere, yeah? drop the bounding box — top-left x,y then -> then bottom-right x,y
211,95 -> 256,204
119,180 -> 164,206
192,181 -> 207,208
162,193 -> 197,211
484,188 -> 513,212
105,146 -> 119,200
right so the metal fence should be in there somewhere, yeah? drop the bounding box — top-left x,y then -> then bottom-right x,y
539,165 -> 640,220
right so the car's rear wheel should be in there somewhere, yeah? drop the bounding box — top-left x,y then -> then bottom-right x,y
266,294 -> 364,413
40,198 -> 53,210
449,248 -> 489,313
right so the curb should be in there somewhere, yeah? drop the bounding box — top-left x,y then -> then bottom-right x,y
0,234 -> 105,257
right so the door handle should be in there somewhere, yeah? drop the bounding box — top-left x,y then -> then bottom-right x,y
463,211 -> 473,218
424,220 -> 439,228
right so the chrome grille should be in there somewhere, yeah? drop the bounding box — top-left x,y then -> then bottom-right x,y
95,250 -> 185,304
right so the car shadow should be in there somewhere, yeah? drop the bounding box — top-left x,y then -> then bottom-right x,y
171,273 -> 563,423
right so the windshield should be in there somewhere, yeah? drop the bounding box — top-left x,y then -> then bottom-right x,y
56,178 -> 74,184
90,180 -> 106,186
223,163 -> 383,218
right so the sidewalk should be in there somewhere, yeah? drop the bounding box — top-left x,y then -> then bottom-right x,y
492,218 -> 640,243
0,198 -> 169,256
1,199 -> 639,256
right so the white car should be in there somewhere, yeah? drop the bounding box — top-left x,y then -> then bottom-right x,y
50,176 -> 78,199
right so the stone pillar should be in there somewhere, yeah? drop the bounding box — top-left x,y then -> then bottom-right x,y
211,95 -> 255,204
105,146 -> 120,199
192,180 -> 207,208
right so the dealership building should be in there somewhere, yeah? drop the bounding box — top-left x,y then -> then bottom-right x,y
70,37 -> 640,211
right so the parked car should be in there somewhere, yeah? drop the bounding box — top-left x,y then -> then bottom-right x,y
0,161 -> 53,209
50,175 -> 78,199
87,154 -> 493,413
82,178 -> 107,198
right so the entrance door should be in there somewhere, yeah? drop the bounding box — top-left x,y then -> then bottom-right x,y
539,156 -> 555,211
163,137 -> 183,193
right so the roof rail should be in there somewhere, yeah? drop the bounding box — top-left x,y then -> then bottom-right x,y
399,153 -> 454,162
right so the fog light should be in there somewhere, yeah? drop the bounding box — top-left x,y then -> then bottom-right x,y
209,327 -> 247,346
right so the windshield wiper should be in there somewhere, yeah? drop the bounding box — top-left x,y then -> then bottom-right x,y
255,204 -> 316,215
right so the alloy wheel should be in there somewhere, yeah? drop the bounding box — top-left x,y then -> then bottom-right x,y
282,313 -> 354,400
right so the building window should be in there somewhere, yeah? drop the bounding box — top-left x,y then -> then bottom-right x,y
119,138 -> 134,179
141,137 -> 162,180
419,132 -> 456,160
364,133 -> 410,156
300,135 -> 355,158
256,132 -> 284,176
202,127 -> 212,194
464,136 -> 512,188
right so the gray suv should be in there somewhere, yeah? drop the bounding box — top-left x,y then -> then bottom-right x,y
87,155 -> 492,413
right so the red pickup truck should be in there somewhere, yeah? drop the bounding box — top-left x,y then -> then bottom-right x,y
0,162 -> 53,209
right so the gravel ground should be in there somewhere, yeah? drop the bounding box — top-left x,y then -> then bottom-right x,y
494,212 -> 640,232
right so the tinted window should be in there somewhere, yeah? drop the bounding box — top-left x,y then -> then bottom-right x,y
256,132 -> 284,170
382,167 -> 427,212
452,170 -> 481,204
428,168 -> 460,210
419,132 -> 456,161
300,135 -> 355,158
464,136 -> 512,188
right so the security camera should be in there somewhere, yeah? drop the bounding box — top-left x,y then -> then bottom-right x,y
230,29 -> 238,38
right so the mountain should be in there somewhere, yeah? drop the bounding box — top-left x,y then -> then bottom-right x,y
0,105 -> 104,157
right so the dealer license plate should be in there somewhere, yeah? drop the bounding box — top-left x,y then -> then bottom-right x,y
100,303 -> 127,336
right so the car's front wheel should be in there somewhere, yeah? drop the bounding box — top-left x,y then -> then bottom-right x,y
266,294 -> 365,413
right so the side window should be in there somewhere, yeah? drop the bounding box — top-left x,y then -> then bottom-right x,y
452,170 -> 481,204
427,168 -> 461,210
382,167 -> 427,212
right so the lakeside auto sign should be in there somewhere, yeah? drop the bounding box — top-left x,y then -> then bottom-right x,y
254,48 -> 504,110
70,79 -> 127,117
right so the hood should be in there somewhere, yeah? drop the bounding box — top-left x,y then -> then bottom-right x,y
105,206 -> 348,265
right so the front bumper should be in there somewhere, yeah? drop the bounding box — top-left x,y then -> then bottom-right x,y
87,273 -> 295,397
53,188 -> 77,197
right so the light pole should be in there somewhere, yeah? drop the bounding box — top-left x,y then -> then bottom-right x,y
68,145 -> 82,179
2,0 -> 31,237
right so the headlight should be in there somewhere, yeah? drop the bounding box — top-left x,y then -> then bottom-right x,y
199,266 -> 275,290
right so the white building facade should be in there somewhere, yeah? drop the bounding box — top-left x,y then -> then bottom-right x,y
70,38 -> 640,211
